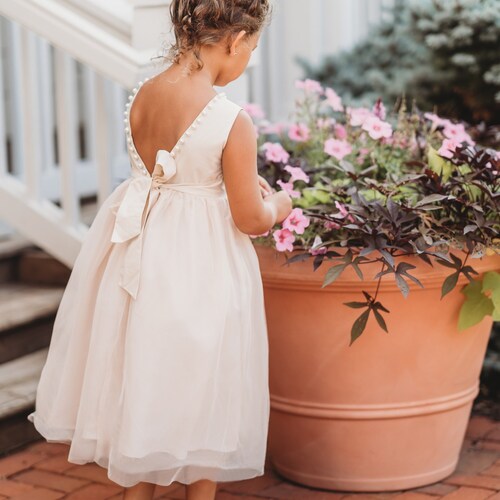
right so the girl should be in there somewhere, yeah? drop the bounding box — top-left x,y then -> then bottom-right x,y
27,0 -> 293,499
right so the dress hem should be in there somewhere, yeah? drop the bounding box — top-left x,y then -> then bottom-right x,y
27,412 -> 266,488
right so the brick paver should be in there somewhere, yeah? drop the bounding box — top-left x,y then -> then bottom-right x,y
1,415 -> 500,499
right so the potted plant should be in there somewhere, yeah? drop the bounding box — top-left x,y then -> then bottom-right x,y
245,79 -> 500,492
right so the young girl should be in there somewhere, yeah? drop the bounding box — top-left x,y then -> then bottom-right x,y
27,0 -> 292,499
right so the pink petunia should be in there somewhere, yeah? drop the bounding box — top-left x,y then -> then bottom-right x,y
288,123 -> 310,142
317,117 -> 336,129
259,121 -> 288,135
262,142 -> 290,163
284,165 -> 310,183
334,123 -> 347,140
324,220 -> 341,230
277,179 -> 301,198
324,138 -> 353,160
309,235 -> 328,255
442,122 -> 475,146
295,78 -> 323,94
282,208 -> 311,235
424,112 -> 451,128
273,228 -> 295,252
372,99 -> 387,120
347,107 -> 373,127
242,102 -> 265,120
324,87 -> 344,112
335,200 -> 349,218
362,116 -> 393,140
438,138 -> 461,159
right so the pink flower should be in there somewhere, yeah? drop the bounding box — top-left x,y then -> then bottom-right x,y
335,200 -> 349,218
324,138 -> 353,160
284,164 -> 310,183
438,138 -> 461,159
277,179 -> 301,198
262,142 -> 290,163
288,123 -> 310,142
324,220 -> 341,230
424,112 -> 450,128
362,116 -> 393,140
282,208 -> 311,235
309,235 -> 328,255
442,122 -> 475,146
347,107 -> 373,127
334,124 -> 347,140
295,78 -> 323,94
242,102 -> 265,120
273,228 -> 295,252
324,87 -> 344,112
317,117 -> 336,129
372,99 -> 386,120
260,121 -> 288,135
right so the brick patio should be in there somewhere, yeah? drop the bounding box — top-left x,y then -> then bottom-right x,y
1,415 -> 500,499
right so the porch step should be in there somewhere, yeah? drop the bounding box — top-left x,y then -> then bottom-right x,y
0,282 -> 64,364
0,233 -> 36,283
0,349 -> 48,455
18,248 -> 71,286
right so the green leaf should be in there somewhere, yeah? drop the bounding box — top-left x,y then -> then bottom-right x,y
458,280 -> 494,331
344,301 -> 368,309
482,271 -> 500,320
442,271 -> 459,298
322,264 -> 346,287
428,145 -> 454,182
373,308 -> 388,333
350,309 -> 370,346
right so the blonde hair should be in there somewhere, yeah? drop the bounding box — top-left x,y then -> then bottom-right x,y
165,0 -> 272,72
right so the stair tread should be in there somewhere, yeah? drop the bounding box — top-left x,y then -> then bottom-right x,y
0,283 -> 64,332
0,349 -> 47,420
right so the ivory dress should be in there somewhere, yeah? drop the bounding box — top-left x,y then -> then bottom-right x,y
27,79 -> 270,488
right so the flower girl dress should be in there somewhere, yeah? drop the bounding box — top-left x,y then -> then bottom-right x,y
27,78 -> 270,488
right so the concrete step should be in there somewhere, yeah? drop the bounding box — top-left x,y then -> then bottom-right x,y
0,282 -> 64,364
0,349 -> 48,454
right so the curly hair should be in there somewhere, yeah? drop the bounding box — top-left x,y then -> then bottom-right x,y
165,0 -> 272,72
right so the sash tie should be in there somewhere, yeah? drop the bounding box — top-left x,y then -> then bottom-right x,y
110,150 -> 225,299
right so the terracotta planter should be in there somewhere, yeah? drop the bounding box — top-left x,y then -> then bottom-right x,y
254,243 -> 500,492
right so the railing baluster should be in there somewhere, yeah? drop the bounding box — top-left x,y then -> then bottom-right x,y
20,27 -> 41,198
0,19 -> 8,177
37,39 -> 56,174
93,72 -> 113,205
5,19 -> 24,177
54,48 -> 80,226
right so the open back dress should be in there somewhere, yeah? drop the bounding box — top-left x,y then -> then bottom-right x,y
27,78 -> 270,488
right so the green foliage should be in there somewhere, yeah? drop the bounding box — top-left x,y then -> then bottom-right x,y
298,0 -> 500,125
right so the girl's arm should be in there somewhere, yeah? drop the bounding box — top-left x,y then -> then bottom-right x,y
222,110 -> 292,235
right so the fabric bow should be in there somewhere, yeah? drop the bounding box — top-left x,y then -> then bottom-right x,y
110,150 -> 176,299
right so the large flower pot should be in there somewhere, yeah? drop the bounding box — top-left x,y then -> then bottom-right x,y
254,243 -> 500,492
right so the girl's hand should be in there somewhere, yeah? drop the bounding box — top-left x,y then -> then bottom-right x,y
258,175 -> 275,198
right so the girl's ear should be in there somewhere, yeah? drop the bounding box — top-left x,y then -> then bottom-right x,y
230,30 -> 247,55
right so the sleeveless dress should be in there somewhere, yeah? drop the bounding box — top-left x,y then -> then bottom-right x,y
27,78 -> 270,488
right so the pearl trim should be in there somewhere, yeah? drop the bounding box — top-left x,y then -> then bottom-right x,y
124,80 -> 226,176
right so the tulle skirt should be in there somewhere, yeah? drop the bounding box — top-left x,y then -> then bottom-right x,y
28,176 -> 270,487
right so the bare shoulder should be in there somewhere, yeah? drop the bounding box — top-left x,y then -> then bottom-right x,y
224,107 -> 256,152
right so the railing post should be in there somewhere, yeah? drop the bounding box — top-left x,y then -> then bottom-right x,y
54,48 -> 80,227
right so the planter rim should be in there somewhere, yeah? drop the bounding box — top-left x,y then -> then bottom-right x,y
254,242 -> 500,292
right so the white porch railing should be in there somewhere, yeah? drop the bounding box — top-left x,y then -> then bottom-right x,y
0,0 -> 385,270
0,0 -> 254,268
